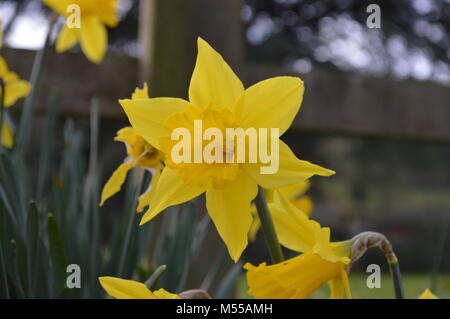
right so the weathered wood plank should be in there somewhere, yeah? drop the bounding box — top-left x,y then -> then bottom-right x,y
3,47 -> 138,118
3,47 -> 450,141
244,63 -> 450,142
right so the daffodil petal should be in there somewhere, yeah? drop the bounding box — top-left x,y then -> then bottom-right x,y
245,252 -> 342,299
269,190 -> 320,253
189,37 -> 244,109
95,0 -> 119,27
131,83 -> 150,99
418,289 -> 439,299
313,227 -> 350,264
292,196 -> 313,217
120,97 -> 190,149
243,140 -> 335,189
141,167 -> 205,225
100,161 -> 135,206
1,121 -> 13,148
99,277 -> 156,299
56,24 -> 79,53
43,0 -> 73,16
278,180 -> 310,200
237,77 -> 304,135
79,15 -> 107,63
4,80 -> 31,107
206,173 -> 257,262
248,212 -> 261,243
0,56 -> 8,76
137,168 -> 161,212
328,266 -> 352,299
114,126 -> 137,144
153,288 -> 180,299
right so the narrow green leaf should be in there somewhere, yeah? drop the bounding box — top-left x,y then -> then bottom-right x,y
0,242 -> 10,298
26,201 -> 40,298
214,262 -> 243,299
37,89 -> 59,201
47,213 -> 68,297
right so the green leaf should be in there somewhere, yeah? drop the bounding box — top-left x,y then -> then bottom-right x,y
214,262 -> 243,299
47,213 -> 68,297
37,90 -> 59,201
26,201 -> 41,298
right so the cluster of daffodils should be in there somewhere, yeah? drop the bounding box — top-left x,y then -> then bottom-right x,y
97,37 -> 363,300
0,24 -> 31,148
0,0 -> 119,145
2,0 -> 435,297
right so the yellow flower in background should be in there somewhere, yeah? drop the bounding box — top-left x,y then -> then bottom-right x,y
43,0 -> 118,64
245,190 -> 352,299
100,84 -> 164,210
418,289 -> 439,299
1,120 -> 13,148
99,277 -> 180,299
0,56 -> 31,148
0,57 -> 31,108
120,37 -> 335,262
249,180 -> 313,242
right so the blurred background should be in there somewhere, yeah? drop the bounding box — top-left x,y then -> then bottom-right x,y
1,0 -> 450,298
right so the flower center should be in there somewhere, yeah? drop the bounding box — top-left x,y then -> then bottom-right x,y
129,135 -> 163,168
160,105 -> 241,189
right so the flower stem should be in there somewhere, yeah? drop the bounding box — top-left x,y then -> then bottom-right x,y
348,231 -> 405,299
254,186 -> 284,264
145,264 -> 167,290
387,254 -> 404,299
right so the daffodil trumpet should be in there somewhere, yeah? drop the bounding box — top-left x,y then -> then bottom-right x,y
245,190 -> 353,299
171,122 -> 280,174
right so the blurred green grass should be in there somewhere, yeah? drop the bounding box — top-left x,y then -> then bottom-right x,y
236,273 -> 450,299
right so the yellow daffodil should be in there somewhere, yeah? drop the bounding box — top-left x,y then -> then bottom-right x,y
100,84 -> 164,210
1,120 -> 13,148
99,277 -> 180,299
418,289 -> 439,299
0,56 -> 31,108
119,37 -> 335,262
0,56 -> 31,148
43,0 -> 118,64
245,190 -> 352,299
249,181 -> 313,242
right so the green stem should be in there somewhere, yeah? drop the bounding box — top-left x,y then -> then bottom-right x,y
254,187 -> 284,264
145,265 -> 167,290
387,254 -> 404,299
118,168 -> 144,276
